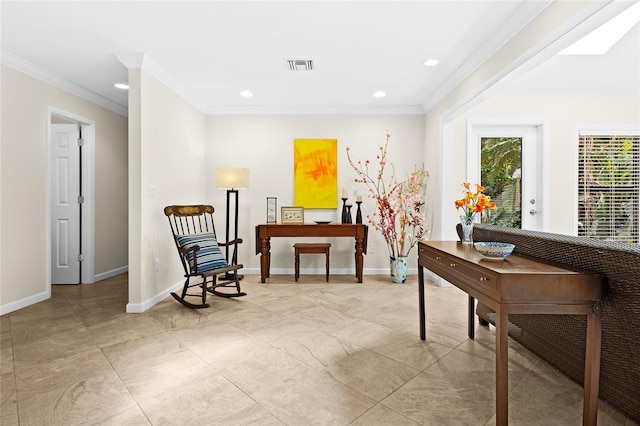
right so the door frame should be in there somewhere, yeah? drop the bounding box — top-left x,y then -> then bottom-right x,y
466,119 -> 548,230
46,106 -> 95,286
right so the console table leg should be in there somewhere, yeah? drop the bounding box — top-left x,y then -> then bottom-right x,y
418,265 -> 426,340
468,295 -> 475,339
583,309 -> 602,426
495,307 -> 509,426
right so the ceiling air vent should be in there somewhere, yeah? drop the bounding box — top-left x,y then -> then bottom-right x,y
286,59 -> 314,71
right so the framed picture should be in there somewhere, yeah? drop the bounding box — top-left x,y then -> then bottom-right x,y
281,206 -> 304,224
266,197 -> 277,223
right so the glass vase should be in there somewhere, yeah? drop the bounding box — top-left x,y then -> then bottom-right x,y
460,214 -> 478,244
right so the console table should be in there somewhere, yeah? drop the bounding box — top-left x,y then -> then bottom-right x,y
255,223 -> 367,283
417,241 -> 603,426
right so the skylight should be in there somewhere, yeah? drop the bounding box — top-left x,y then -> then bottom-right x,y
559,2 -> 640,55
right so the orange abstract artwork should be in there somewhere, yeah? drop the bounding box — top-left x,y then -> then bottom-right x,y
294,139 -> 338,209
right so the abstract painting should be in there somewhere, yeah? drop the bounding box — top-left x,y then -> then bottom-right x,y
294,139 -> 338,209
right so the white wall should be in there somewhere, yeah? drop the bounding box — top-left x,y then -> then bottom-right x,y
127,68 -> 207,312
205,114 -> 426,273
452,90 -> 640,235
0,64 -> 128,314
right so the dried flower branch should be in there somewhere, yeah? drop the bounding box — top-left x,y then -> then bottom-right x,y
346,130 -> 429,257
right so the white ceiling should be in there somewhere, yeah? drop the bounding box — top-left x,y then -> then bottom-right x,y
1,1 -> 638,115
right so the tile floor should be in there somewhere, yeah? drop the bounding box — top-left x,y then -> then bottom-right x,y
1,273 -> 637,425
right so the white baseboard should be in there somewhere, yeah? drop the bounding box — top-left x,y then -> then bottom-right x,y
242,267 -> 418,276
425,270 -> 453,287
94,265 -> 128,282
0,289 -> 51,316
126,280 -> 182,313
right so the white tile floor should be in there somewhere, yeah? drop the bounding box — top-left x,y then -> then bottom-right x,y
1,273 -> 637,425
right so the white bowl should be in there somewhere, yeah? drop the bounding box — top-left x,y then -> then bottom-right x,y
474,242 -> 515,260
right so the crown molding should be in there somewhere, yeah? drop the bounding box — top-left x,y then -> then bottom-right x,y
116,53 -> 208,113
421,1 -> 553,113
1,49 -> 128,117
206,104 -> 424,115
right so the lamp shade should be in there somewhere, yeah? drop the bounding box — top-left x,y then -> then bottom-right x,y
216,167 -> 250,189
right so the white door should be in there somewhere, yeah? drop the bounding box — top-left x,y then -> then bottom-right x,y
51,124 -> 80,284
468,124 -> 542,230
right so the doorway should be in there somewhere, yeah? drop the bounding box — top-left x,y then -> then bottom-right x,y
467,122 -> 544,230
48,107 -> 95,285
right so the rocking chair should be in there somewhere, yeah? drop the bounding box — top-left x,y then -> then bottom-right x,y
165,204 -> 246,309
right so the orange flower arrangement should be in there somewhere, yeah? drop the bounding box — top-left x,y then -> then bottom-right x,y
455,182 -> 497,220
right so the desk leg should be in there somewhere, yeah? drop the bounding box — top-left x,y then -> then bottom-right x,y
355,237 -> 364,283
418,265 -> 426,340
468,295 -> 475,340
259,237 -> 270,283
583,307 -> 602,426
495,307 -> 509,426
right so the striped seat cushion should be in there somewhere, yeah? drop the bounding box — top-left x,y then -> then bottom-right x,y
176,233 -> 228,273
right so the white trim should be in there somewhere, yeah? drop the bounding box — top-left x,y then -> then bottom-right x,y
440,2 -> 618,122
94,266 -> 129,283
425,270 -> 453,288
46,107 -> 96,288
577,127 -> 640,136
206,105 -> 424,115
116,53 -> 208,113
423,1 -> 553,114
126,280 -> 183,313
243,268 -> 418,276
2,50 -> 128,117
0,289 -> 50,316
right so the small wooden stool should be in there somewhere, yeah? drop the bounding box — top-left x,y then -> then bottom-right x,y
294,243 -> 331,282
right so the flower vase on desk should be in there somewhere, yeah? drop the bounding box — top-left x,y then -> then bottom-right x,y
355,201 -> 362,224
341,198 -> 348,223
460,213 -> 478,244
346,205 -> 353,224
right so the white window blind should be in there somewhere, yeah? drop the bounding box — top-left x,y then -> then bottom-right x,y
578,133 -> 639,244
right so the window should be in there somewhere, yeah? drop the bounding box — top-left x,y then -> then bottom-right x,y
578,132 -> 640,244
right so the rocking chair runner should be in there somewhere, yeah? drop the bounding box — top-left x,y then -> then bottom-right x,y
165,204 -> 246,309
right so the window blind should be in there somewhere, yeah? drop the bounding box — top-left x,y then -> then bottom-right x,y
578,134 -> 639,244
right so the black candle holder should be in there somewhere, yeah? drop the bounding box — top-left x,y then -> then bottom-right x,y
355,201 -> 363,224
341,198 -> 348,223
346,205 -> 353,224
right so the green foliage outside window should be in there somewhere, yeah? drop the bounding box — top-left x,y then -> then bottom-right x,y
480,137 -> 522,229
578,135 -> 639,244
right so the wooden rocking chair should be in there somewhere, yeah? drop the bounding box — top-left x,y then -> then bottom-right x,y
165,204 -> 246,309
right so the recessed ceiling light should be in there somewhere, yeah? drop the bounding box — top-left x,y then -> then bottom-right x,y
423,59 -> 439,66
240,90 -> 253,98
114,83 -> 129,90
373,91 -> 386,98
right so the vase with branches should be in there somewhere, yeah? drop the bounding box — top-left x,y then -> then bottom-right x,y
346,130 -> 429,272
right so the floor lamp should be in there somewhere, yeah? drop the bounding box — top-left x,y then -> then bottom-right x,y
215,167 -> 250,280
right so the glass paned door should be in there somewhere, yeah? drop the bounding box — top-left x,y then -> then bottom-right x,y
468,124 -> 541,230
481,137 -> 523,228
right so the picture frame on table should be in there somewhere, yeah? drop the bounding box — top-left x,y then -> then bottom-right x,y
266,197 -> 277,223
281,206 -> 304,224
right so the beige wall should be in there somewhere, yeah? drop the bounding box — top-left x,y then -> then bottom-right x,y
452,90 -> 640,235
0,64 -> 128,313
127,69 -> 206,311
205,114 -> 426,272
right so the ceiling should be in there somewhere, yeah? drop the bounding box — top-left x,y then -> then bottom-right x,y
1,1 -> 638,115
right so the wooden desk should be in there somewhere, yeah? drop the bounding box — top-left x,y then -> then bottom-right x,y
255,223 -> 367,283
417,241 -> 603,426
